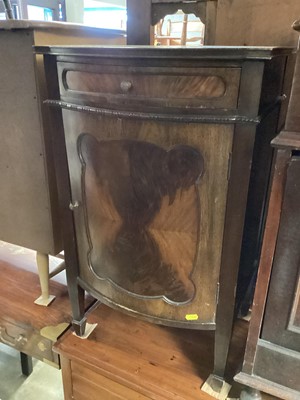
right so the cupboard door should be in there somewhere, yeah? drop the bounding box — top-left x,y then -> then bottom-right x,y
62,110 -> 233,327
262,156 -> 300,350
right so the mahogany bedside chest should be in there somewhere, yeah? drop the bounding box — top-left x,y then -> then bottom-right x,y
39,45 -> 292,398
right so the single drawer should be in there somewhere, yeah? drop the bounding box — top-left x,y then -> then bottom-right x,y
71,361 -> 150,400
58,63 -> 241,111
0,318 -> 59,366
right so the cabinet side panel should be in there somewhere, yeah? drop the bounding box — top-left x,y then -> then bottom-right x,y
262,156 -> 300,351
0,31 -> 55,254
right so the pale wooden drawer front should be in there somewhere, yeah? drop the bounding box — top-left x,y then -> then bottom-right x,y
71,361 -> 150,400
0,318 -> 58,366
58,63 -> 240,110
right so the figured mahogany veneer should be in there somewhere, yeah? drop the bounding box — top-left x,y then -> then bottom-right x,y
63,115 -> 232,327
79,135 -> 204,304
65,69 -> 228,98
60,64 -> 240,111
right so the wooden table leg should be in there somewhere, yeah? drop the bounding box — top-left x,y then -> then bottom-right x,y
34,252 -> 55,306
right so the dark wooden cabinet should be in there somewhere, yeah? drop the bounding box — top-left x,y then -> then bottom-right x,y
235,21 -> 300,400
39,46 -> 291,398
126,0 -> 218,45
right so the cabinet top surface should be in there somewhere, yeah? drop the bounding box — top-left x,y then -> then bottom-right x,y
35,45 -> 293,60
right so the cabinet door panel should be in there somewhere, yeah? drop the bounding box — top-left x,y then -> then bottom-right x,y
78,134 -> 204,304
62,110 -> 233,327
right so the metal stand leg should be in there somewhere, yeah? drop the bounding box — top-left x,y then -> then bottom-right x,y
240,387 -> 262,400
20,352 -> 33,376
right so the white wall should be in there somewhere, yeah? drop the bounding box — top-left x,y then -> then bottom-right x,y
91,0 -> 125,5
65,0 -> 84,23
65,0 -> 126,23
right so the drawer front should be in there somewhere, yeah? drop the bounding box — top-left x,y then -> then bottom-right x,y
58,63 -> 240,110
0,318 -> 59,366
71,362 -> 150,400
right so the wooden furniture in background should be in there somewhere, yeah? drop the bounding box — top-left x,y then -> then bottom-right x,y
215,0 -> 300,47
235,20 -> 300,400
0,255 -> 70,369
39,45 -> 291,398
0,20 -> 125,306
126,0 -> 217,45
126,0 -> 300,47
154,12 -> 205,46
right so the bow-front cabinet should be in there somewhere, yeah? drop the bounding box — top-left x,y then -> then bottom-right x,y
39,46 -> 291,398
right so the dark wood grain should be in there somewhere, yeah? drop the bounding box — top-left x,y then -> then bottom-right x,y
236,55 -> 290,316
43,54 -> 88,335
60,63 -> 240,111
261,156 -> 300,351
36,45 -> 292,60
79,135 -> 203,304
64,112 -> 233,328
235,30 -> 300,398
41,45 -> 292,391
284,48 -> 300,133
66,70 -> 227,98
127,0 -> 152,45
240,150 -> 290,376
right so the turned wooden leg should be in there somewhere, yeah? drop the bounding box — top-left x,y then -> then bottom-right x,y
240,387 -> 262,400
34,252 -> 55,306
